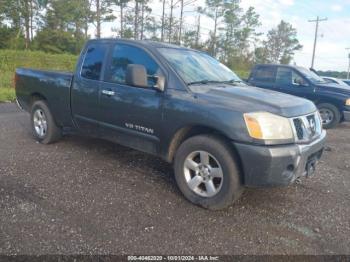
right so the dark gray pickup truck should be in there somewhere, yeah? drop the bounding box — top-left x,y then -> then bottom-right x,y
15,39 -> 326,209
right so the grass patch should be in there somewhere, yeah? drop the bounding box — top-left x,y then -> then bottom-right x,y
0,49 -> 77,72
235,70 -> 250,80
0,49 -> 77,102
0,87 -> 15,102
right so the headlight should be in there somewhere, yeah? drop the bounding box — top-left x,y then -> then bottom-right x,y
345,98 -> 350,106
244,112 -> 294,140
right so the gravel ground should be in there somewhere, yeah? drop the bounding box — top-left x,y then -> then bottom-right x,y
0,102 -> 349,255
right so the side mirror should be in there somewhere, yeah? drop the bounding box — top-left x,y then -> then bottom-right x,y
126,64 -> 148,88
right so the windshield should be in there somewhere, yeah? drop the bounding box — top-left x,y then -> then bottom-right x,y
158,48 -> 242,85
297,67 -> 326,84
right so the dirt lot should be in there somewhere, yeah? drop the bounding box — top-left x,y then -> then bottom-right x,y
0,102 -> 349,255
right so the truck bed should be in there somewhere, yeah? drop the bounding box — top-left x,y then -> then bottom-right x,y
15,68 -> 74,128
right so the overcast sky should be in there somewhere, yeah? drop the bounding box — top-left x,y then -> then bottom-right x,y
94,0 -> 350,72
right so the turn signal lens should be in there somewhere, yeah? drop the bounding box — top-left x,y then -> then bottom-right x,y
244,115 -> 263,139
244,112 -> 294,140
345,98 -> 350,106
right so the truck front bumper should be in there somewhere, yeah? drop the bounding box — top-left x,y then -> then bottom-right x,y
234,130 -> 326,187
343,110 -> 350,121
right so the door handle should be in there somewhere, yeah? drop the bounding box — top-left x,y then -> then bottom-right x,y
101,90 -> 115,96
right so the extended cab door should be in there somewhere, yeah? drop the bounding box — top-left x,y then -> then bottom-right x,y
98,43 -> 164,155
274,66 -> 315,101
71,42 -> 108,136
248,65 -> 276,90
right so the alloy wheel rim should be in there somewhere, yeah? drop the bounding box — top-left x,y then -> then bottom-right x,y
33,109 -> 47,138
319,109 -> 334,125
183,151 -> 223,198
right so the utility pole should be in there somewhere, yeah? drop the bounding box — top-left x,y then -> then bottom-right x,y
140,2 -> 145,40
346,48 -> 350,79
195,14 -> 200,48
161,0 -> 166,42
134,0 -> 139,40
309,16 -> 327,69
96,0 -> 101,38
169,0 -> 174,43
178,0 -> 184,44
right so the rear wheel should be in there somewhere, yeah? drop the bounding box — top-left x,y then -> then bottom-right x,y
317,103 -> 341,129
174,135 -> 243,210
31,100 -> 62,144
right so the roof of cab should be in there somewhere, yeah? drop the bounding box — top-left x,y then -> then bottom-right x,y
86,38 -> 192,50
254,64 -> 298,68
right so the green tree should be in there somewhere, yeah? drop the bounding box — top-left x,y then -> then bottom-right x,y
91,0 -> 115,38
225,6 -> 261,71
0,25 -> 25,49
217,0 -> 240,62
1,0 -> 30,48
259,20 -> 302,64
143,16 -> 160,40
235,7 -> 261,57
133,0 -> 152,40
199,0 -> 226,56
33,0 -> 90,53
111,0 -> 129,37
32,29 -> 83,53
140,0 -> 152,40
181,15 -> 204,50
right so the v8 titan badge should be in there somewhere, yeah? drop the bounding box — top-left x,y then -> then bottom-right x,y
125,123 -> 154,134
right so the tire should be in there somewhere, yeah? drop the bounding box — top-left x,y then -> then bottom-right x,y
30,100 -> 62,144
174,134 -> 243,210
317,103 -> 341,129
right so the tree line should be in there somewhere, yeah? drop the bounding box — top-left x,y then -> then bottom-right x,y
0,0 -> 302,71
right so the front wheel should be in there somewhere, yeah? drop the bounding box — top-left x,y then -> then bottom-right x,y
317,103 -> 341,129
31,100 -> 62,144
174,135 -> 243,210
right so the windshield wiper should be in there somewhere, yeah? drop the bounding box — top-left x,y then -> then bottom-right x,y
221,79 -> 245,85
187,80 -> 222,86
187,79 -> 245,86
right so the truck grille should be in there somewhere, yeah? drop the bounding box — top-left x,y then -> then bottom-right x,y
293,118 -> 304,140
291,112 -> 322,142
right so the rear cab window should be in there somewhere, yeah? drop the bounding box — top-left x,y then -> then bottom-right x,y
251,66 -> 276,84
276,67 -> 293,85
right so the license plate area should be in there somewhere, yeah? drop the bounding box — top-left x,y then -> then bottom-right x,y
305,149 -> 323,177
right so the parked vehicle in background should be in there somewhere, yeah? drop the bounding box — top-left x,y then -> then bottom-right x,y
322,77 -> 349,87
15,39 -> 326,210
342,79 -> 350,86
247,64 -> 350,129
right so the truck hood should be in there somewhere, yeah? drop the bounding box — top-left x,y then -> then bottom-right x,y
190,83 -> 316,118
315,83 -> 350,95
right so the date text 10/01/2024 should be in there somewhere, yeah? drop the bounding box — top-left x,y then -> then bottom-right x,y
127,255 -> 220,261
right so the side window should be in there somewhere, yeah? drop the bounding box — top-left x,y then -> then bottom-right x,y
252,67 -> 276,83
292,71 -> 307,86
276,67 -> 307,87
81,45 -> 106,80
276,67 -> 293,85
106,44 -> 160,87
